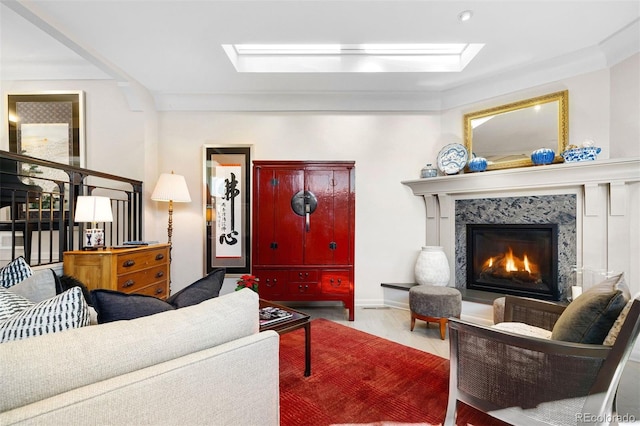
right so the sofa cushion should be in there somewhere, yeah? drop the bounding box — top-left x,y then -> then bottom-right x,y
491,322 -> 553,339
551,274 -> 630,344
0,287 -> 90,343
0,256 -> 33,288
7,269 -> 57,303
0,289 -> 260,413
166,268 -> 225,308
92,269 -> 226,323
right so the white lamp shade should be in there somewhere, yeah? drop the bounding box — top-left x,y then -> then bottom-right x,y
75,196 -> 114,223
151,172 -> 192,202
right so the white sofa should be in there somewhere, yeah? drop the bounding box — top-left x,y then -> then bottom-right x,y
0,289 -> 280,426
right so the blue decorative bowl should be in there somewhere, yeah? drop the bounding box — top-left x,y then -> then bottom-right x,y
468,157 -> 488,172
561,146 -> 601,162
531,148 -> 555,165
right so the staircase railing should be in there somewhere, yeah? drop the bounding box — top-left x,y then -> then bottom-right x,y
1,150 -> 143,267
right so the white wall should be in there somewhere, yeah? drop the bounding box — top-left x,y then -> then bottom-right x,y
158,113 -> 435,304
610,53 -> 640,158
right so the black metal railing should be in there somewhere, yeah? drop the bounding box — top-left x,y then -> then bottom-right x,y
1,150 -> 143,267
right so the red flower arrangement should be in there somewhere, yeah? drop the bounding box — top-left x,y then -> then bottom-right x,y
235,274 -> 259,293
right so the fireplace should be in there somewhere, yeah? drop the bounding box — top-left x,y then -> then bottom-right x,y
466,224 -> 559,301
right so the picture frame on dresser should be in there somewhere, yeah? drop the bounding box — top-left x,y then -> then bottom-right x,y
203,145 -> 252,275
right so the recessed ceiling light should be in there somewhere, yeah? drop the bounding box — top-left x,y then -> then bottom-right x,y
222,43 -> 484,73
458,10 -> 473,22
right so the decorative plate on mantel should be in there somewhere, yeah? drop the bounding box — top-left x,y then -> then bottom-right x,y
437,143 -> 468,175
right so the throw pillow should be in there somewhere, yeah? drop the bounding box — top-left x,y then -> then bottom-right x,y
0,287 -> 90,343
7,269 -> 57,303
54,274 -> 93,306
91,290 -> 175,323
0,256 -> 33,288
603,294 -> 638,346
91,268 -> 226,323
551,274 -> 630,344
0,288 -> 34,321
166,268 -> 225,308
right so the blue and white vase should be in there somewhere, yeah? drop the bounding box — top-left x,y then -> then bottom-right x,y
531,148 -> 555,165
468,157 -> 488,172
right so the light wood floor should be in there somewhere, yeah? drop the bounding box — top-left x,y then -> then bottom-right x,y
286,303 -> 640,423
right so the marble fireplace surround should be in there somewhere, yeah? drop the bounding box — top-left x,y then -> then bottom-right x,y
402,158 -> 640,322
455,194 -> 576,301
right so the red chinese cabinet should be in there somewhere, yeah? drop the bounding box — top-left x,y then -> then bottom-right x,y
252,161 -> 355,320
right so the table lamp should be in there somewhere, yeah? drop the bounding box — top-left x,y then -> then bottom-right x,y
151,171 -> 191,245
74,195 -> 113,249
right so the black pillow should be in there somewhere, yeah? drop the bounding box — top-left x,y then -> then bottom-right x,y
55,274 -> 93,306
167,268 -> 225,308
91,268 -> 226,323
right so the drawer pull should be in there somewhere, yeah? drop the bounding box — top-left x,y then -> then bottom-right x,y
155,253 -> 165,260
266,278 -> 277,287
330,278 -> 343,287
298,284 -> 309,293
123,280 -> 135,288
155,288 -> 163,295
155,271 -> 164,278
122,259 -> 135,267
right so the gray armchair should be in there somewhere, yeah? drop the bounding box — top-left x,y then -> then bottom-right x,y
444,294 -> 640,426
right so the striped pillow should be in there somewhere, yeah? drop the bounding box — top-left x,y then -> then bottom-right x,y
0,257 -> 33,288
0,287 -> 90,343
0,288 -> 34,321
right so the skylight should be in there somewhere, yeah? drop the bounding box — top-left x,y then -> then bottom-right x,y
222,43 -> 484,73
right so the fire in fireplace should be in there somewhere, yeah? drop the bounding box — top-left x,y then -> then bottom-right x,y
466,224 -> 559,300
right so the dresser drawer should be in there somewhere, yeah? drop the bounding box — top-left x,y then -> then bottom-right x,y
255,268 -> 288,297
287,281 -> 320,296
116,248 -> 168,274
289,269 -> 318,282
321,270 -> 351,295
116,265 -> 168,292
134,282 -> 169,299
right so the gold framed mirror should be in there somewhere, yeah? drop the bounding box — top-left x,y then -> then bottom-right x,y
463,90 -> 568,170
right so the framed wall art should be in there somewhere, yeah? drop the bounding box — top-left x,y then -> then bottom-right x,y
8,91 -> 85,167
203,144 -> 252,275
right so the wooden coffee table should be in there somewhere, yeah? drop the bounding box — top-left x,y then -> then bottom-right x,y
259,299 -> 311,376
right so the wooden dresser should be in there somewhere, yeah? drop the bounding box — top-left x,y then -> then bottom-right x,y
63,244 -> 170,299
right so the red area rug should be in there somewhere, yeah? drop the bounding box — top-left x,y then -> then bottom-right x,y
279,318 -> 507,426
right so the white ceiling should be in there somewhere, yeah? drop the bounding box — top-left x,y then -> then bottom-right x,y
1,0 -> 639,111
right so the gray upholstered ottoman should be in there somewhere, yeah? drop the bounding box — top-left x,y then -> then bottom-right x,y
409,285 -> 462,339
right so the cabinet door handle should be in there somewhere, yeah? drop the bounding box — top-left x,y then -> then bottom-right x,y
155,271 -> 164,278
122,259 -> 135,267
155,253 -> 165,260
123,280 -> 135,288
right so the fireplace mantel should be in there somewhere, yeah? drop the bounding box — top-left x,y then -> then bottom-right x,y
401,157 -> 640,310
402,158 -> 640,197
